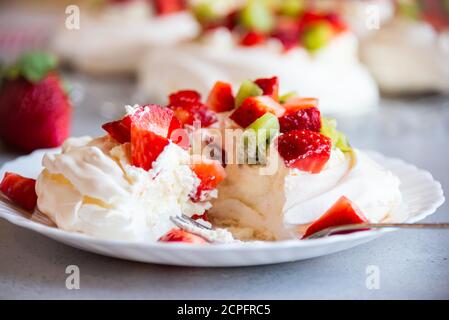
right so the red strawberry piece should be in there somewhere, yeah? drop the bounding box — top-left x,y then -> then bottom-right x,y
102,115 -> 132,143
277,130 -> 331,173
271,18 -> 300,50
254,76 -> 279,101
167,116 -> 190,149
230,96 -> 285,128
190,159 -> 226,202
240,31 -> 266,46
169,90 -> 201,105
298,11 -> 326,31
302,196 -> 368,239
153,0 -> 186,16
279,107 -> 321,133
0,172 -> 37,211
192,211 -> 209,221
168,100 -> 217,128
159,228 -> 208,244
0,73 -> 72,153
130,104 -> 175,171
206,81 -> 235,112
283,97 -> 318,112
324,13 -> 348,33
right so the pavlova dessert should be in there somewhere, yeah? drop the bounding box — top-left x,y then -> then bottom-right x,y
360,0 -> 449,94
52,0 -> 199,75
139,0 -> 379,115
0,77 -> 402,244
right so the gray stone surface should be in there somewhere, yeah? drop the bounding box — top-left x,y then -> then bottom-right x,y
1,76 -> 448,299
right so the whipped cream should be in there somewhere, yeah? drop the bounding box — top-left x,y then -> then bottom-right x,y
36,136 -> 234,243
208,149 -> 402,241
138,28 -> 379,115
52,1 -> 199,74
360,18 -> 449,94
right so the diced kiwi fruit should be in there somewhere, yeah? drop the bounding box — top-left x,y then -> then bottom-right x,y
243,113 -> 280,164
320,118 -> 352,153
240,0 -> 275,33
279,91 -> 298,104
397,0 -> 421,20
246,112 -> 280,136
235,80 -> 263,107
279,0 -> 304,17
193,2 -> 220,23
302,21 -> 333,52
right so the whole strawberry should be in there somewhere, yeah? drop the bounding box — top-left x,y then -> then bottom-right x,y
0,52 -> 72,152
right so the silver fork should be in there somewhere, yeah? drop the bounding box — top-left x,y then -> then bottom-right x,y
304,223 -> 449,239
171,214 -> 449,240
0,192 -> 56,227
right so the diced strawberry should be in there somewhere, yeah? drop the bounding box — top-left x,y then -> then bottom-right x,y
131,127 -> 169,171
271,18 -> 300,50
279,107 -> 321,133
169,90 -> 201,105
130,105 -> 174,171
240,31 -> 266,46
153,0 -> 186,16
167,116 -> 190,149
190,159 -> 226,201
230,96 -> 285,128
0,172 -> 37,211
254,76 -> 279,101
277,130 -> 331,173
298,11 -> 326,31
168,101 -> 217,128
324,13 -> 348,33
302,196 -> 368,239
192,212 -> 209,221
102,115 -> 132,143
206,81 -> 235,112
159,228 -> 208,244
283,97 -> 318,112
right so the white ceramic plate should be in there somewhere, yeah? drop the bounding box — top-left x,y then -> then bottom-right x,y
0,149 -> 445,267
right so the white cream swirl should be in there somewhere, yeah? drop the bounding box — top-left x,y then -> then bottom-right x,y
36,136 -> 234,243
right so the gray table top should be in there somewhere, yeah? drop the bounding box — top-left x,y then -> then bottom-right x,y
1,75 -> 448,299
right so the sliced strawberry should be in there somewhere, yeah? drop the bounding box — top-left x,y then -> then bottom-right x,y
283,97 -> 318,112
169,90 -> 201,105
0,172 -> 37,211
167,116 -> 190,149
271,18 -> 300,50
302,196 -> 368,239
168,101 -> 217,128
190,159 -> 226,202
324,13 -> 348,33
159,228 -> 208,244
206,81 -> 235,112
130,105 -> 174,171
254,76 -> 279,101
277,130 -> 331,173
240,31 -> 266,46
101,115 -> 132,143
279,107 -> 321,133
153,0 -> 186,16
131,127 -> 169,171
192,211 -> 209,222
230,96 -> 285,128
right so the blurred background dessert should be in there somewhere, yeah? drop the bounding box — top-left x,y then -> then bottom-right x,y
138,0 -> 379,116
51,0 -> 200,75
359,0 -> 449,95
